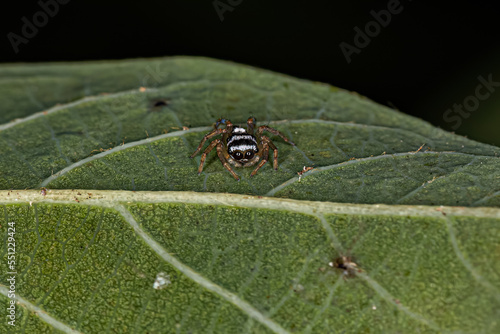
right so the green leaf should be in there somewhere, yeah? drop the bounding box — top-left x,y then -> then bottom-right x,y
1,57 -> 499,333
1,57 -> 499,206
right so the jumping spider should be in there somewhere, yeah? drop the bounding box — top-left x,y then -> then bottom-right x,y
190,117 -> 295,180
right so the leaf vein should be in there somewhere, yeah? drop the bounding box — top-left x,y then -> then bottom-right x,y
114,204 -> 291,334
266,151 -> 496,197
0,285 -> 83,334
444,216 -> 500,300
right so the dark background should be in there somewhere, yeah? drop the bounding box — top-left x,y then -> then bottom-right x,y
2,0 -> 499,145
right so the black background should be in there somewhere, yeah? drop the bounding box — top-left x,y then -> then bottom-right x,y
2,0 -> 499,145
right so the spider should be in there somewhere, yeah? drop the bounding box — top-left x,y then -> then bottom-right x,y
190,117 -> 295,180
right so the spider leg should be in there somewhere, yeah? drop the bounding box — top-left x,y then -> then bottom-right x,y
257,125 -> 295,146
216,142 -> 240,181
190,128 -> 227,158
246,116 -> 256,135
266,138 -> 279,170
214,118 -> 234,132
196,138 -> 220,175
250,138 -> 271,177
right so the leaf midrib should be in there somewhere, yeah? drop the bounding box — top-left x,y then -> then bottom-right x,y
2,190 -> 499,220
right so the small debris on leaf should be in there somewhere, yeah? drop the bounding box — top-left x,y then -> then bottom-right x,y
151,98 -> 170,108
436,206 -> 447,216
329,256 -> 361,278
153,272 -> 171,290
297,166 -> 314,182
412,143 -> 426,153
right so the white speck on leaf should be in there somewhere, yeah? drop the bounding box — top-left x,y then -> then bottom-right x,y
153,272 -> 171,290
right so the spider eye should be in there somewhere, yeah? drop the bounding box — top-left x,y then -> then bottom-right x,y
234,152 -> 243,159
245,151 -> 254,159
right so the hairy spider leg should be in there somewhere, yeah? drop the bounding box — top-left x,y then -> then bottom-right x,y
190,128 -> 228,158
246,116 -> 256,135
216,142 -> 240,180
214,118 -> 226,128
197,139 -> 221,174
250,138 -> 271,177
257,126 -> 295,146
214,118 -> 233,129
267,139 -> 279,170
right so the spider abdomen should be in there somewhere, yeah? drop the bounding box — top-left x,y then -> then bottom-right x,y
227,134 -> 259,154
226,132 -> 260,166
